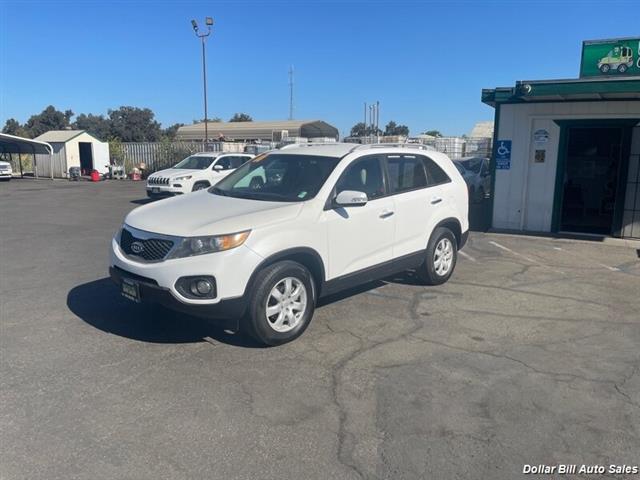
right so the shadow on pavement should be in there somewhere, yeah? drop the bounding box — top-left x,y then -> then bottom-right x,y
67,278 -> 261,347
130,198 -> 154,205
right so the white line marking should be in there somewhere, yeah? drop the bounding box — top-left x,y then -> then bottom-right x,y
459,250 -> 477,262
489,240 -> 565,275
552,246 -> 620,272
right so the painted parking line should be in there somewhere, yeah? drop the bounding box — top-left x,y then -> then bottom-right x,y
459,250 -> 477,262
552,246 -> 620,272
489,240 -> 565,275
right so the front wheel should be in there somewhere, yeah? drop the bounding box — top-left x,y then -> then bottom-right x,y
618,64 -> 628,73
600,64 -> 610,73
243,261 -> 315,346
416,227 -> 458,285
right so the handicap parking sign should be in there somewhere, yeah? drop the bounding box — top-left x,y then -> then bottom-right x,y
496,140 -> 511,170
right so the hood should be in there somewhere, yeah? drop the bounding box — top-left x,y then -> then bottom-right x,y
125,190 -> 303,237
0,161 -> 10,167
149,168 -> 203,179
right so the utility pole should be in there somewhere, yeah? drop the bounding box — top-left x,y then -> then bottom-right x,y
364,102 -> 367,137
191,17 -> 214,147
288,65 -> 294,120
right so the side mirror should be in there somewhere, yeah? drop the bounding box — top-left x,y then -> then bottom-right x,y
334,190 -> 368,207
213,164 -> 224,171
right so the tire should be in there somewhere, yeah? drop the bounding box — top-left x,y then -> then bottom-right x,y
618,64 -> 628,73
416,227 -> 458,285
600,64 -> 610,73
243,260 -> 315,346
192,181 -> 209,192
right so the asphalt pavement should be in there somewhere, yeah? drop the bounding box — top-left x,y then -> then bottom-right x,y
1,179 -> 639,479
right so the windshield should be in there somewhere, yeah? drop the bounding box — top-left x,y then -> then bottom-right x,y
173,155 -> 216,170
210,153 -> 340,202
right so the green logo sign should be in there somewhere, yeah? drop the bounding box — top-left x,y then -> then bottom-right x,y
580,37 -> 640,77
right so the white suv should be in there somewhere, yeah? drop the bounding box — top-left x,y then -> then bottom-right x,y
146,152 -> 254,197
0,160 -> 13,180
111,143 -> 469,345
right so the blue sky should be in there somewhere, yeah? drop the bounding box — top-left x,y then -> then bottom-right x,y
0,0 -> 637,137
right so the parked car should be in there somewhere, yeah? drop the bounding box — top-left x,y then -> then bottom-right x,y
454,157 -> 491,203
110,143 -> 469,345
146,152 -> 254,198
0,160 -> 13,180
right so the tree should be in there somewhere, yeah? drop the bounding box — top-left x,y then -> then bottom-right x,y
74,113 -> 111,141
349,122 -> 382,137
193,117 -> 221,124
2,118 -> 29,137
423,130 -> 442,137
162,123 -> 185,140
350,122 -> 366,137
22,106 -> 74,138
384,121 -> 409,137
108,106 -> 162,142
229,113 -> 252,122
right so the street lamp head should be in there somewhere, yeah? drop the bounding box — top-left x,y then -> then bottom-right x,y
205,17 -> 214,26
191,19 -> 198,31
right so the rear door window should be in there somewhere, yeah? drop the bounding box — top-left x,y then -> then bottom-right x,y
385,155 -> 428,193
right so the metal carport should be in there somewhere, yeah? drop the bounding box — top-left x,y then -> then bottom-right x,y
0,133 -> 53,178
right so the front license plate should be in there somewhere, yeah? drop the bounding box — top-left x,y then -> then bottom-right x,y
121,278 -> 140,302
152,187 -> 160,193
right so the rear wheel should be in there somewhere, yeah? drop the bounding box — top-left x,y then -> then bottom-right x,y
243,261 -> 315,346
416,227 -> 458,285
600,64 -> 610,73
618,64 -> 628,73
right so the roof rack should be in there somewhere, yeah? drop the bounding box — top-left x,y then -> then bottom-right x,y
279,142 -> 340,150
355,143 -> 436,152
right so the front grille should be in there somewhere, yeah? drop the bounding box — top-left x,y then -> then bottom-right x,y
148,177 -> 169,185
120,228 -> 174,261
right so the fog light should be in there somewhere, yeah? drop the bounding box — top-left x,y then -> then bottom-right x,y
192,279 -> 213,296
176,275 -> 217,299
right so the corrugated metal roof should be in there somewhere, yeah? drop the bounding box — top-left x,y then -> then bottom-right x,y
0,133 -> 53,155
177,120 -> 338,141
35,130 -> 87,143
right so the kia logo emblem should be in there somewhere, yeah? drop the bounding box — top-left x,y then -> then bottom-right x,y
131,241 -> 144,254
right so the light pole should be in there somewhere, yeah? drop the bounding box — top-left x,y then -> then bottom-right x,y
191,17 -> 214,148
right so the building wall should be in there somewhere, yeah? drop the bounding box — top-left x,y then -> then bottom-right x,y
622,126 -> 640,237
493,100 -> 640,234
65,132 -> 110,174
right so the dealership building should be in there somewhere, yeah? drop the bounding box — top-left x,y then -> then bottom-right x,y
483,37 -> 640,239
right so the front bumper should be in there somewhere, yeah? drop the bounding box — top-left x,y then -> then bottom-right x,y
146,185 -> 184,197
110,234 -> 263,307
109,266 -> 244,329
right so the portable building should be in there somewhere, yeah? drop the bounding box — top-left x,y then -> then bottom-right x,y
34,130 -> 110,178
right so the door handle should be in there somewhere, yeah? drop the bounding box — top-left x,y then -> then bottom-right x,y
430,197 -> 443,205
379,210 -> 394,219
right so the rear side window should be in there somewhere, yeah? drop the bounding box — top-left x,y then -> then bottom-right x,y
423,157 -> 451,186
386,155 -> 427,193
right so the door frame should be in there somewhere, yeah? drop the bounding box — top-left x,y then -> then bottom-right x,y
551,118 -> 638,236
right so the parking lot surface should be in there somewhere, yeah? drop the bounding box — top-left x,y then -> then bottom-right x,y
1,179 -> 639,480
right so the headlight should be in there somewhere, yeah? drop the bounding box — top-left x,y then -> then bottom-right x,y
173,175 -> 193,181
168,230 -> 251,259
